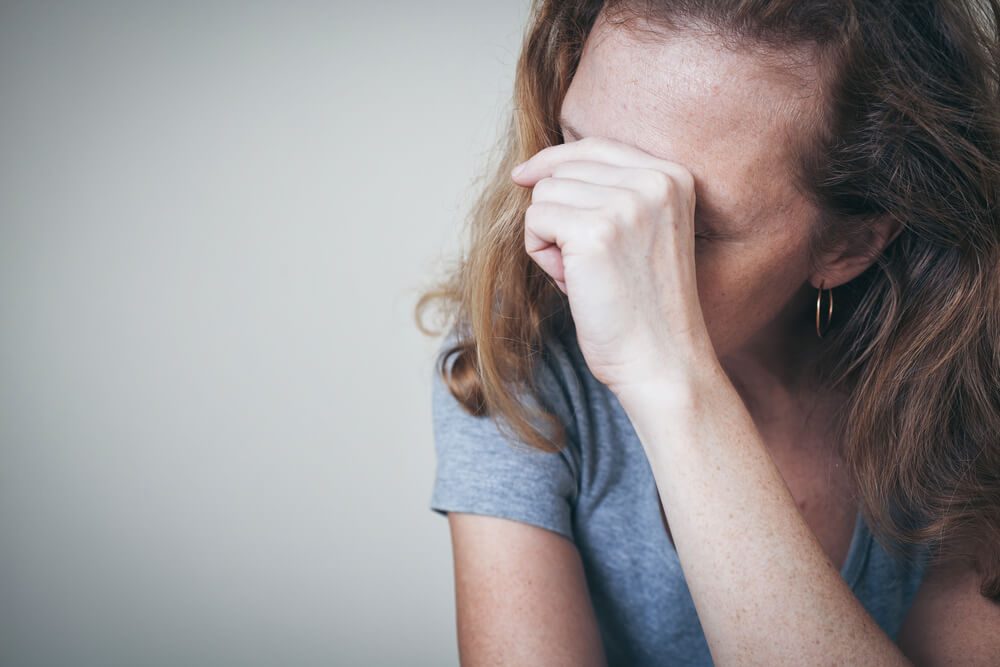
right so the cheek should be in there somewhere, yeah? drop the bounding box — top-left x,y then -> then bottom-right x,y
693,238 -> 808,355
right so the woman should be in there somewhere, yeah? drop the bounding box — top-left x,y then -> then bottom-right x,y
416,1 -> 1000,664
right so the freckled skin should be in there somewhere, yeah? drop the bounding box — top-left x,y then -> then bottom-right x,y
560,13 -> 843,448
560,11 -> 876,566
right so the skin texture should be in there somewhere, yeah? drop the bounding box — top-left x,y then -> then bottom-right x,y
446,11 -> 997,666
556,15 -> 899,438
551,11 -> 877,589
447,513 -> 606,667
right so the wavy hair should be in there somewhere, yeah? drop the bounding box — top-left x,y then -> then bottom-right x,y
414,0 -> 1000,601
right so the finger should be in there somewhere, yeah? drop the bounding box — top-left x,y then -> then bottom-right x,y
524,201 -> 610,295
531,176 -> 633,211
524,201 -> 572,292
545,161 -> 696,211
512,136 -> 692,187
552,160 -> 646,188
529,243 -> 567,294
523,200 -> 602,255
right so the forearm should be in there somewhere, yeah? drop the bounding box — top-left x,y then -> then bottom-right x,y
613,359 -> 912,666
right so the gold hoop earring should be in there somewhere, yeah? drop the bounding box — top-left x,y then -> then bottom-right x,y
816,280 -> 834,338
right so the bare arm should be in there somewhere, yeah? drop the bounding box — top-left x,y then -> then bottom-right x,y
446,512 -> 607,666
614,360 -> 915,666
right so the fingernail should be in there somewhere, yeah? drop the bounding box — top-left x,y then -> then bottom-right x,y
511,162 -> 526,177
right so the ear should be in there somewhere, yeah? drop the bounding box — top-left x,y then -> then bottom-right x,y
809,214 -> 903,290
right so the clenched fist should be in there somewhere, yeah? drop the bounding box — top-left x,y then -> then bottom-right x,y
513,135 -> 716,399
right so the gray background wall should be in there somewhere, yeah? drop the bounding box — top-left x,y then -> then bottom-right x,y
0,2 -> 530,664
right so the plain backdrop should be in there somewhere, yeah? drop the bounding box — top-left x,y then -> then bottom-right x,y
0,2 -> 532,665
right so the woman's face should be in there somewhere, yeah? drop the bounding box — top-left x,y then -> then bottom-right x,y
559,14 -> 825,361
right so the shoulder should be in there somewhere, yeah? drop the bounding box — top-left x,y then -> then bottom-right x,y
428,325 -> 588,542
433,323 -> 588,436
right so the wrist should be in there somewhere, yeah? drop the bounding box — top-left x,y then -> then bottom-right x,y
610,372 -> 699,415
609,348 -> 722,418
609,353 -> 730,475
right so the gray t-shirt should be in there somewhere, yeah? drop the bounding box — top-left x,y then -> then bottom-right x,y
428,325 -> 930,666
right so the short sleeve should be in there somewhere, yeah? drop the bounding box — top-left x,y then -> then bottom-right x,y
428,337 -> 580,542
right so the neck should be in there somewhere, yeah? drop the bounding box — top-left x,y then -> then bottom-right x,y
717,292 -> 844,451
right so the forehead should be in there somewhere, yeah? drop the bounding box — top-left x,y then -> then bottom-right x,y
561,15 -> 822,228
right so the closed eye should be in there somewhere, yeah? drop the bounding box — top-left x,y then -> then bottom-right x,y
694,229 -> 724,241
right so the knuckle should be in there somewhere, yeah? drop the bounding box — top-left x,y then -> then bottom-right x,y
552,162 -> 576,178
523,201 -> 540,224
613,191 -> 641,225
672,167 -> 695,194
645,170 -> 674,202
588,220 -> 618,247
525,199 -> 545,215
531,176 -> 557,203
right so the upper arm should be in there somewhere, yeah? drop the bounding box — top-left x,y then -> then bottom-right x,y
447,511 -> 607,667
897,558 -> 1000,666
428,332 -> 603,663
